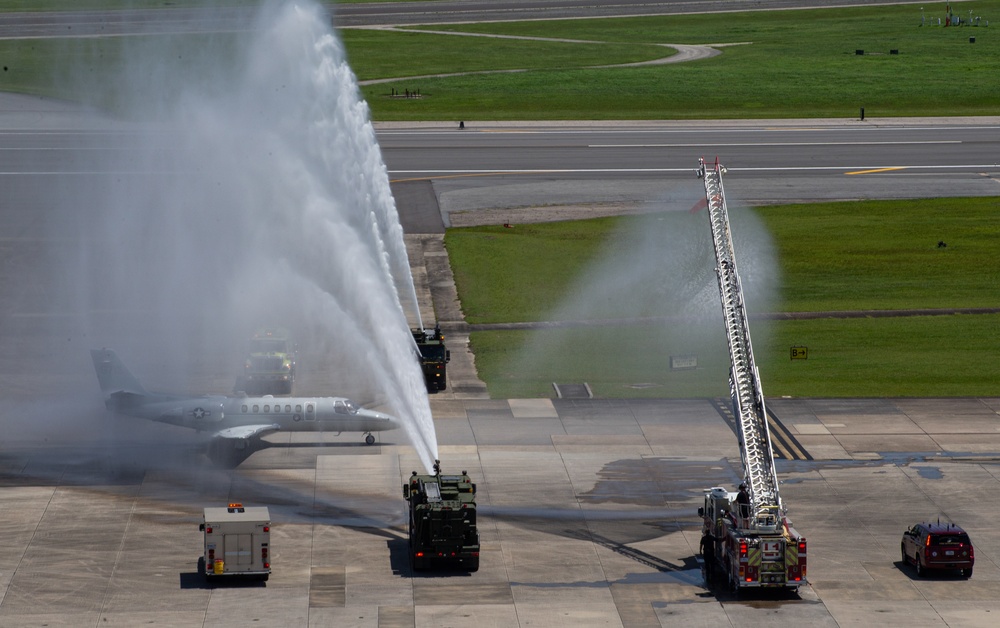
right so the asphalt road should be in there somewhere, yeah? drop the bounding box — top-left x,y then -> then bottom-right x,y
378,120 -> 1000,230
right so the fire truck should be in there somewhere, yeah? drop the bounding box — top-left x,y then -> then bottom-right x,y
695,159 -> 807,595
199,503 -> 271,581
403,460 -> 480,572
240,328 -> 296,395
412,324 -> 449,392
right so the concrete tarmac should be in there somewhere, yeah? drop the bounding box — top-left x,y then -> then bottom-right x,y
1,236 -> 999,627
2,396 -> 1000,627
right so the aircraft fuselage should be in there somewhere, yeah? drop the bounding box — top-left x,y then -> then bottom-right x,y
108,393 -> 397,434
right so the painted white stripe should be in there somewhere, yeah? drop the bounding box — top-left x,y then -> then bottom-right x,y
388,164 -> 997,175
589,141 -> 962,148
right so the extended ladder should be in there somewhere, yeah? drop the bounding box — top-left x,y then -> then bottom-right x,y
697,158 -> 783,531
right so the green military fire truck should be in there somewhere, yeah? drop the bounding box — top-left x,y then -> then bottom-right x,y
403,460 -> 479,572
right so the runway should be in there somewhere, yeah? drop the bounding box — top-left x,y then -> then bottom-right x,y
378,119 -> 1000,230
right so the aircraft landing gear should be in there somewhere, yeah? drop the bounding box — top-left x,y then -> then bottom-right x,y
364,432 -> 376,445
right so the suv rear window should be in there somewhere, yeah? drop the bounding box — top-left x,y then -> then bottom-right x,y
931,534 -> 971,546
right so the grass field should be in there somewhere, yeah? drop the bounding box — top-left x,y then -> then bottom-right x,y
356,2 -> 1000,120
0,2 -> 997,120
447,198 -> 1000,398
470,314 -> 1000,399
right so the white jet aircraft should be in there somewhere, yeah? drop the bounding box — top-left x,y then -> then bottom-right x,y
91,348 -> 399,465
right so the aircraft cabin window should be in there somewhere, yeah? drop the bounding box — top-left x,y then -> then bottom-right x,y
284,404 -> 291,413
307,404 -> 314,413
264,405 -> 270,413
295,404 -> 302,413
253,405 -> 259,413
242,404 -> 248,413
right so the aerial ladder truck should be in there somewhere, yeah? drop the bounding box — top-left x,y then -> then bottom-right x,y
695,158 -> 807,595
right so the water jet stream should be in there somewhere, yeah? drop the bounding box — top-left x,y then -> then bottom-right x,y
53,0 -> 438,471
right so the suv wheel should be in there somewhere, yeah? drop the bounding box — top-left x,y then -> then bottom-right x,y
900,544 -> 908,565
961,567 -> 973,578
915,556 -> 924,577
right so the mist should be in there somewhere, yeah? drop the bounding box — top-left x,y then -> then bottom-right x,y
507,183 -> 780,396
24,0 -> 437,471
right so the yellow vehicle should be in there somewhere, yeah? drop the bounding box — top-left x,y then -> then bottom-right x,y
241,328 -> 295,394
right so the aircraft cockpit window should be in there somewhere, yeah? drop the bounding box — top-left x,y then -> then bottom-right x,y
334,399 -> 360,415
253,405 -> 259,413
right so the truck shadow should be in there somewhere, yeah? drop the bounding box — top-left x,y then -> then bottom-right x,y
179,560 -> 268,589
387,538 -> 476,578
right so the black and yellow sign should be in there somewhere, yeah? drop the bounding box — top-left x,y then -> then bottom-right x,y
790,346 -> 808,360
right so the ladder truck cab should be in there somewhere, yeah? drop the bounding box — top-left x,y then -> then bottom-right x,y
403,460 -> 480,572
694,158 -> 807,595
699,487 -> 807,593
199,503 -> 271,581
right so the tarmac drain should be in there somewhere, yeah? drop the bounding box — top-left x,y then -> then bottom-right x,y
553,383 -> 592,399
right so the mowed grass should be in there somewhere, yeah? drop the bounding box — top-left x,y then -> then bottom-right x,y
473,315 -> 1000,399
447,198 -> 1000,397
0,2 -> 996,120
356,2 -> 1000,120
342,30 -> 669,79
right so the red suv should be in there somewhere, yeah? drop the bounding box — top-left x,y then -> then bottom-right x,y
901,522 -> 974,578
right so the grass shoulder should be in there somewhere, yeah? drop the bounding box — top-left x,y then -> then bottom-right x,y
449,197 -> 1000,397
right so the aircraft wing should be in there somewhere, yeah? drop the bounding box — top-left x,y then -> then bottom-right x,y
213,424 -> 281,440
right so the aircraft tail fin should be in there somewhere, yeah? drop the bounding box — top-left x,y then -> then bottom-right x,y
91,348 -> 147,397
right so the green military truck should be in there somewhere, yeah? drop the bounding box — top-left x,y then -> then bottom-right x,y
412,325 -> 449,392
240,328 -> 295,395
403,460 -> 480,572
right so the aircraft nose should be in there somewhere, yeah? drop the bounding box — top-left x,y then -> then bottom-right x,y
384,412 -> 402,430
363,408 -> 400,430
